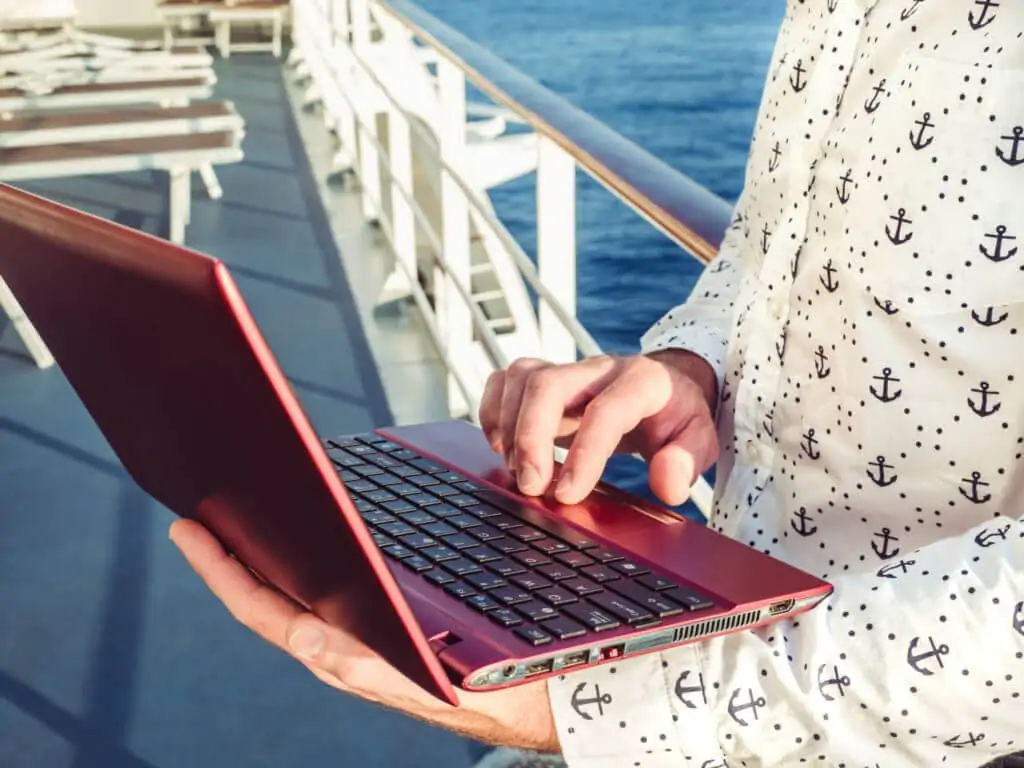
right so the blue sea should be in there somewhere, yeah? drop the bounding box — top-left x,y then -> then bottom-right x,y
417,0 -> 786,508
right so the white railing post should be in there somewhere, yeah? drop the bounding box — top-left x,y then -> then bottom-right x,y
376,103 -> 416,304
349,0 -> 381,221
437,57 -> 472,417
536,136 -> 578,364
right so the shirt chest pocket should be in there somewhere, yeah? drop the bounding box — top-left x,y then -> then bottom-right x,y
846,53 -> 1024,318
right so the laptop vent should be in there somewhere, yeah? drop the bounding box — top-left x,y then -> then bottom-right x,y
671,609 -> 762,644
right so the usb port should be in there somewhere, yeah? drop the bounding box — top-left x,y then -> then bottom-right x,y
562,651 -> 589,669
525,659 -> 554,678
768,599 -> 795,616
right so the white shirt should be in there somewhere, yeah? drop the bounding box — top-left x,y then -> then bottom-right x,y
548,1 -> 1024,766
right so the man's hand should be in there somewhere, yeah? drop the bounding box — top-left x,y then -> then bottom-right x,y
479,350 -> 719,506
169,519 -> 560,752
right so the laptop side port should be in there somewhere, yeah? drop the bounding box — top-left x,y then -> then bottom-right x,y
525,659 -> 554,678
600,643 -> 626,661
768,599 -> 796,616
562,651 -> 589,669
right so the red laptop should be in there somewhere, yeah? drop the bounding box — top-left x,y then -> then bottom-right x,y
0,184 -> 832,706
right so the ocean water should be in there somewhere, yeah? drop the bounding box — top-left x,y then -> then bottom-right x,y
416,0 -> 787,508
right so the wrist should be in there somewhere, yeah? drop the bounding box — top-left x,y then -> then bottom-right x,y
645,348 -> 718,413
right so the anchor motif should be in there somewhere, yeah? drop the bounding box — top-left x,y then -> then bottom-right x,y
801,429 -> 820,460
871,525 -> 900,558
971,306 -> 1009,327
968,381 -> 1001,417
959,471 -> 992,504
877,558 -> 916,579
769,141 -> 782,171
827,0 -> 838,12
816,664 -> 851,702
746,481 -> 765,507
789,60 -> 807,93
886,207 -> 914,245
790,246 -> 802,279
980,225 -> 1017,262
969,0 -> 999,31
864,78 -> 887,114
900,0 -> 924,21
570,682 -> 612,721
674,670 -> 708,709
996,126 -> 1024,167
814,346 -> 830,378
873,296 -> 899,315
791,507 -> 818,537
727,688 -> 767,727
762,409 -> 775,439
721,380 -> 732,403
1013,602 -> 1024,637
906,636 -> 950,676
711,258 -> 731,274
974,524 -> 1011,548
776,329 -> 787,361
761,222 -> 771,255
870,367 -> 902,402
945,732 -> 985,748
868,458 -> 898,490
837,169 -> 852,204
910,112 -> 935,150
820,259 -> 839,292
700,760 -> 729,768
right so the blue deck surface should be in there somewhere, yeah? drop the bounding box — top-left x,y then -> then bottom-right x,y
0,55 -> 485,768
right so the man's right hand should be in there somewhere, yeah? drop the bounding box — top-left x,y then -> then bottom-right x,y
478,349 -> 720,507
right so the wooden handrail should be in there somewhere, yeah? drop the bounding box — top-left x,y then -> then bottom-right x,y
377,0 -> 733,265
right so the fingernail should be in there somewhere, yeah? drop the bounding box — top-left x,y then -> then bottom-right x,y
518,463 -> 541,494
288,626 -> 325,660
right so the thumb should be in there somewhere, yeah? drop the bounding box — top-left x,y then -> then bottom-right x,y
287,617 -> 327,661
647,414 -> 718,506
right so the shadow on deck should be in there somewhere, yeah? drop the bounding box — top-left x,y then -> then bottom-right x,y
0,54 -> 484,768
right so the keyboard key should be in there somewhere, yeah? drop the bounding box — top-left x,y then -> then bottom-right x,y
364,489 -> 397,504
665,588 -> 715,611
348,479 -> 377,493
390,465 -> 419,478
447,494 -> 481,508
382,544 -> 414,560
431,484 -> 461,497
374,473 -> 404,486
354,433 -> 386,444
543,616 -> 588,640
361,510 -> 394,526
563,604 -> 621,632
464,546 -> 503,564
513,550 -> 552,568
443,581 -> 477,600
367,454 -> 401,468
464,504 -> 503,520
379,521 -> 416,538
488,513 -> 523,530
469,525 -> 505,543
398,510 -> 435,526
371,532 -> 392,548
587,592 -> 656,625
533,538 -> 570,555
407,493 -> 440,506
441,558 -> 482,577
637,574 -> 678,592
611,560 -> 650,577
606,580 -> 684,618
536,586 -> 578,606
537,564 -> 576,582
407,474 -> 440,487
421,521 -> 457,538
448,515 -> 482,530
555,551 -> 596,569
410,458 -> 446,473
339,470 -> 359,483
516,601 -> 560,622
431,504 -> 463,519
420,546 -> 459,563
488,608 -> 523,628
351,463 -> 386,477
511,574 -> 553,591
465,571 -> 508,591
488,559 -> 527,577
466,594 -> 501,613
401,555 -> 434,573
562,534 -> 600,551
514,625 -> 553,646
397,533 -> 438,550
589,548 -> 625,564
490,539 -> 528,555
454,479 -> 482,491
492,586 -> 532,605
327,437 -> 359,448
347,443 -> 377,455
391,448 -> 417,460
383,500 -> 415,514
352,498 -> 376,512
423,568 -> 455,586
562,578 -> 603,597
436,471 -> 467,484
510,527 -> 545,542
440,533 -> 479,550
580,565 -> 622,583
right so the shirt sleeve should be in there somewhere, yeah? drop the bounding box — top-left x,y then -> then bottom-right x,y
639,202 -> 746,405
547,512 -> 1024,767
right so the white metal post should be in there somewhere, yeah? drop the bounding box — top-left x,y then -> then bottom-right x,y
349,0 -> 380,222
0,276 -> 54,369
536,136 -> 578,363
377,104 -> 416,304
437,57 -> 471,416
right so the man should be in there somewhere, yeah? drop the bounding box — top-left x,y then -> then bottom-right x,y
170,1 -> 1024,766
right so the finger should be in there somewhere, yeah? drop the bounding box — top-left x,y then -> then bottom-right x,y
478,370 -> 506,454
513,359 -> 616,496
498,358 -> 549,472
169,518 -> 303,650
647,413 -> 719,506
555,363 -> 672,504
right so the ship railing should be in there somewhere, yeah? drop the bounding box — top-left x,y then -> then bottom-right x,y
289,0 -> 732,517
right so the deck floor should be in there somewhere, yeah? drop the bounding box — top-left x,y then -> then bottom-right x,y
0,54 -> 484,767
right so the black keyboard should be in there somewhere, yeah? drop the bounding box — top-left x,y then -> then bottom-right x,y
325,433 -> 715,647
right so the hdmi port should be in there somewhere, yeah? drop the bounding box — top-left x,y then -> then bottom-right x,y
525,659 -> 554,678
768,599 -> 795,616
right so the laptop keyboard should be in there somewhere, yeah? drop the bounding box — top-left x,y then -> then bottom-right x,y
324,433 -> 715,647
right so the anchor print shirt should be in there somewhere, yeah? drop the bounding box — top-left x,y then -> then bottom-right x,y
547,2 -> 1024,766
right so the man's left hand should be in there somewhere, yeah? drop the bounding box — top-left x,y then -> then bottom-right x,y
169,518 -> 560,752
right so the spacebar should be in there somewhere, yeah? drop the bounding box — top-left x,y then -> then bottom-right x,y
473,490 -> 597,548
